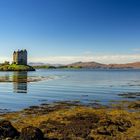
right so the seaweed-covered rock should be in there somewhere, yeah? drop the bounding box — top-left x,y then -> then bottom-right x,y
0,120 -> 19,139
39,113 -> 100,139
94,117 -> 132,136
20,126 -> 44,140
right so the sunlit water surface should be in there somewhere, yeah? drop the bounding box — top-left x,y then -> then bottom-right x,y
0,69 -> 140,111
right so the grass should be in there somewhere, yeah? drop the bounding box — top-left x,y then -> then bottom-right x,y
0,64 -> 35,71
33,65 -> 56,69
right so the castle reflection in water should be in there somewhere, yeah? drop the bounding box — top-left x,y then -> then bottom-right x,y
13,72 -> 28,93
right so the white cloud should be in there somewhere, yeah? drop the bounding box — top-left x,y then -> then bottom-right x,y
29,54 -> 140,64
1,54 -> 140,64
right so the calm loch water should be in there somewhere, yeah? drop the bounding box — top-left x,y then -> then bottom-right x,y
0,69 -> 140,112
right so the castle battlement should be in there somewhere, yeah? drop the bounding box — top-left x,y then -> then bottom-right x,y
13,49 -> 27,65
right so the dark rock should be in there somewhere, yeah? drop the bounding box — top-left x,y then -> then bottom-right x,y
115,118 -> 132,132
0,120 -> 19,138
118,92 -> 140,99
29,106 -> 40,109
20,126 -> 44,140
128,102 -> 140,109
86,135 -> 95,140
96,117 -> 132,136
97,126 -> 110,135
47,138 -> 59,140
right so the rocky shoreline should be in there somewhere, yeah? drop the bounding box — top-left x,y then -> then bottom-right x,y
0,100 -> 140,140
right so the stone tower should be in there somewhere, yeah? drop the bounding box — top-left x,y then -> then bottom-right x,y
13,49 -> 27,65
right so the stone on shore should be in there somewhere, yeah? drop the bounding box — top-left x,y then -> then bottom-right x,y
0,120 -> 19,139
20,126 -> 44,140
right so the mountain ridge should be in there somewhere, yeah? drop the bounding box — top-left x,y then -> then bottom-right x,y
30,61 -> 140,69
67,61 -> 140,69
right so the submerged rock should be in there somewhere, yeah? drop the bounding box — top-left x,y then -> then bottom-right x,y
128,101 -> 140,109
118,92 -> 140,99
20,126 -> 44,140
0,120 -> 19,139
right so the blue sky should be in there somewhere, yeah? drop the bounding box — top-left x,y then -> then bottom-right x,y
0,0 -> 140,64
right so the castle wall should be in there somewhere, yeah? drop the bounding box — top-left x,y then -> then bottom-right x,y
13,50 -> 27,65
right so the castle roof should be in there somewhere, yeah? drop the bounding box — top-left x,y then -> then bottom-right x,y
14,49 -> 27,53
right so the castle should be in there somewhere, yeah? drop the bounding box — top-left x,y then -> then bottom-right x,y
13,50 -> 27,65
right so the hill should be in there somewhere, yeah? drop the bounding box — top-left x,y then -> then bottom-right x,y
67,61 -> 107,69
31,61 -> 140,69
107,62 -> 140,69
67,61 -> 140,69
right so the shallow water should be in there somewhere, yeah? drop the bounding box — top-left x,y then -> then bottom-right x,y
0,69 -> 140,111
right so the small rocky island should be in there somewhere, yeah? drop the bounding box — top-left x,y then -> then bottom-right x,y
0,50 -> 35,71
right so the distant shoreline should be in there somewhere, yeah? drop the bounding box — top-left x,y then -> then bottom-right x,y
32,61 -> 140,70
33,66 -> 140,70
